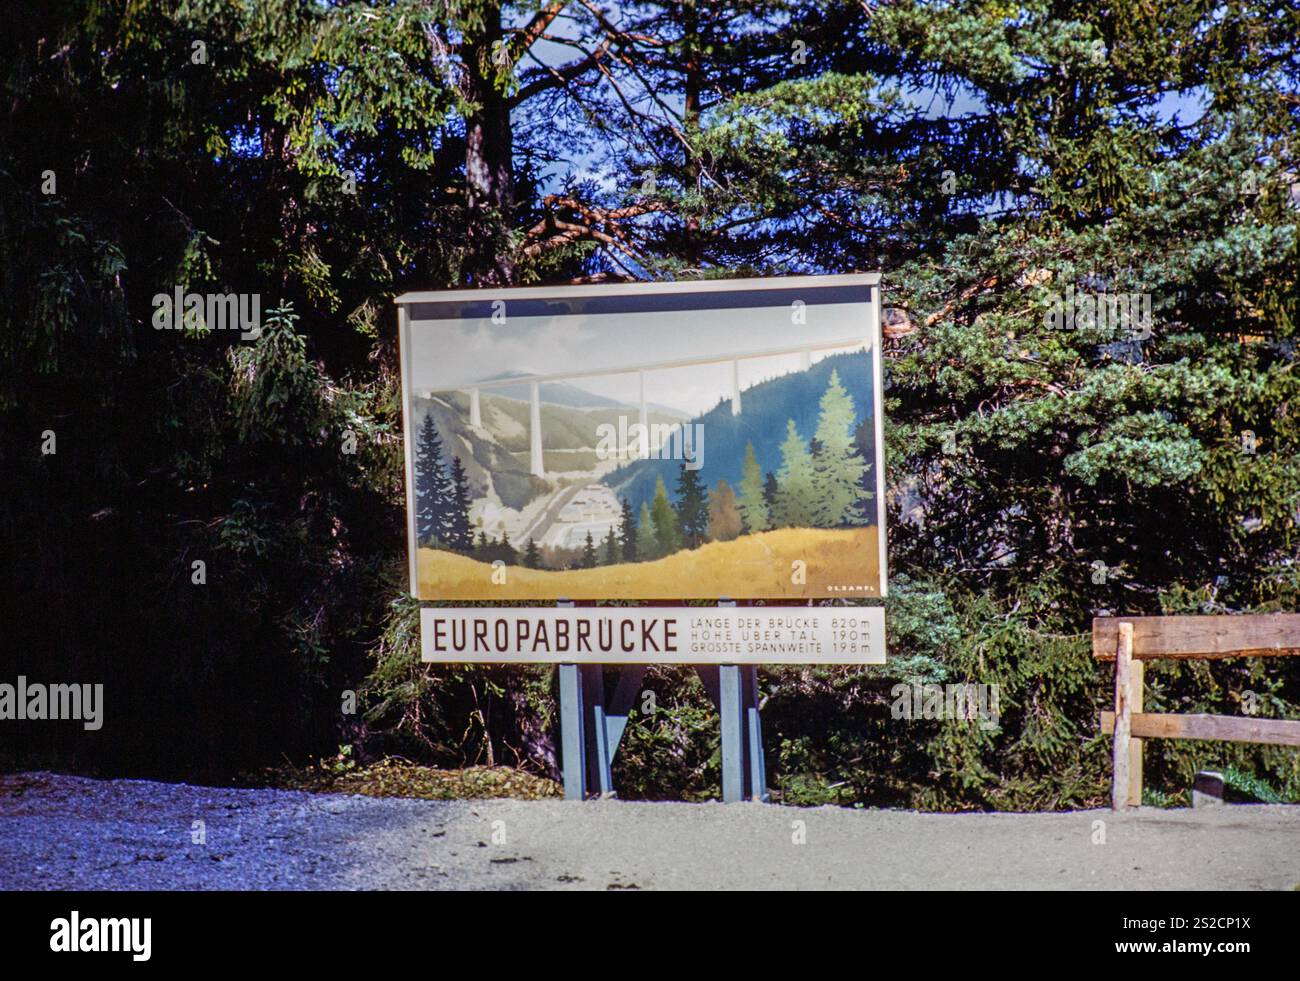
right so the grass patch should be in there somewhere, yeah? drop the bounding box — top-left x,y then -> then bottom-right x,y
251,755 -> 562,801
418,525 -> 881,600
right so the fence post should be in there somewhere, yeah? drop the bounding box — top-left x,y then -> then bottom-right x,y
1111,621 -> 1135,810
1128,657 -> 1144,807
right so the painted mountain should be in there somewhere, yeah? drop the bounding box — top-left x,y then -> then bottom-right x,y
604,350 -> 877,523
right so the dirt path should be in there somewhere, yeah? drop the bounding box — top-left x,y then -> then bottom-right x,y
2,773 -> 1297,890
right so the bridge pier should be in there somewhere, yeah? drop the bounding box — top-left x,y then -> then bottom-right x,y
638,371 -> 650,459
731,360 -> 741,415
469,387 -> 481,427
530,381 -> 544,477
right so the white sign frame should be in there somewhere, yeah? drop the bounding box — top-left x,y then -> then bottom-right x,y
395,274 -> 887,664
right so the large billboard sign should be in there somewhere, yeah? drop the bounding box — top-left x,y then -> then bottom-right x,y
397,276 -> 886,598
395,274 -> 887,663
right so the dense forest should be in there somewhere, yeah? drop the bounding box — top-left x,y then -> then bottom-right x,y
2,0 -> 1298,808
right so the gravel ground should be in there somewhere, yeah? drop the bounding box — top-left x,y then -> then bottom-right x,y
2,772 -> 1298,890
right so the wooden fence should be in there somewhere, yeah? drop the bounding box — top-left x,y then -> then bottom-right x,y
1094,614 -> 1300,810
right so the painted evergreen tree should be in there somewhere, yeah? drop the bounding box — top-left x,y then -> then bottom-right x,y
603,527 -> 620,565
581,531 -> 598,569
707,479 -> 743,541
736,440 -> 770,533
674,461 -> 709,548
650,475 -> 682,555
446,456 -> 474,551
523,537 -> 540,569
619,498 -> 638,562
763,471 -> 779,516
810,370 -> 870,526
414,413 -> 452,547
637,501 -> 658,561
478,533 -> 518,567
772,420 -> 817,528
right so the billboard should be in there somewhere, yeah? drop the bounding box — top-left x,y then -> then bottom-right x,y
395,275 -> 887,607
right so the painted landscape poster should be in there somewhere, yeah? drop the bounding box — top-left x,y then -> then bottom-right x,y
397,275 -> 886,600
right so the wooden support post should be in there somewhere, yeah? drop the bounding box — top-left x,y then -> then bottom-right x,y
1111,621 -> 1135,810
1128,658 -> 1144,807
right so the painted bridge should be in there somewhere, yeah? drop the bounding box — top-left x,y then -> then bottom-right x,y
447,336 -> 873,478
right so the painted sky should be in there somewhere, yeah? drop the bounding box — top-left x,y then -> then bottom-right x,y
409,301 -> 873,417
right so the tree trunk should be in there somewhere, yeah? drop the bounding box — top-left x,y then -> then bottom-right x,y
462,12 -> 516,285
680,0 -> 704,266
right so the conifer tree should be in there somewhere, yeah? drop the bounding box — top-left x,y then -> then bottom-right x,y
637,501 -> 658,561
763,471 -> 780,516
446,456 -> 475,551
810,370 -> 870,527
674,462 -> 709,548
772,420 -> 817,528
619,498 -> 638,562
414,413 -> 452,547
650,476 -> 682,555
581,531 -> 598,569
736,441 -> 771,533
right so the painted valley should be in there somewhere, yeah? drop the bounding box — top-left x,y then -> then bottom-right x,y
409,344 -> 881,600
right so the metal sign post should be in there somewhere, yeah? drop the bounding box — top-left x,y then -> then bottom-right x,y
695,663 -> 768,802
701,600 -> 767,802
558,660 -> 649,800
558,599 -> 651,799
558,662 -> 763,802
558,600 -> 768,802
